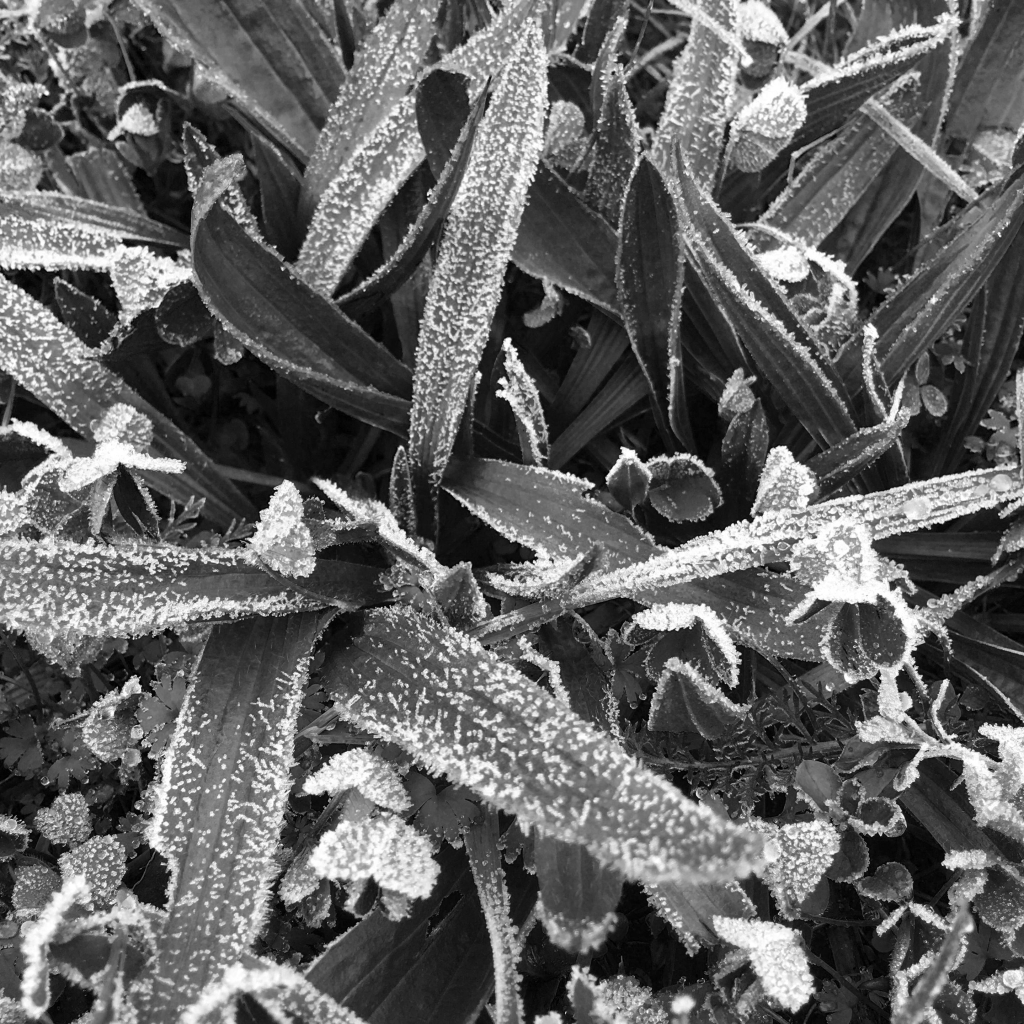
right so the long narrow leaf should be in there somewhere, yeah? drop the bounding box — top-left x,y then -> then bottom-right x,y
321,606 -> 764,884
407,24 -> 547,532
133,0 -> 343,158
138,613 -> 334,1022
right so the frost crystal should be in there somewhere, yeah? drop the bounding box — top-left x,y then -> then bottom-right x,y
34,792 -> 92,846
303,748 -> 412,813
713,916 -> 814,1012
58,834 -> 126,908
248,481 -> 317,578
310,813 -> 440,903
729,78 -> 807,171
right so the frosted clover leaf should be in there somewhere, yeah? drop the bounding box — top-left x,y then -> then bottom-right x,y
108,244 -> 191,324
303,748 -> 412,813
309,813 -> 440,906
728,78 -> 806,171
756,820 -> 841,918
58,834 -> 126,909
34,792 -> 92,846
248,481 -> 317,578
713,916 -> 814,1012
571,968 -> 670,1024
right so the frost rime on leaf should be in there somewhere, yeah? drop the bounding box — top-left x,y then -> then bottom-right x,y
249,481 -> 317,578
497,339 -> 550,466
713,916 -> 814,1012
322,607 -> 763,885
303,748 -> 411,813
407,23 -> 547,529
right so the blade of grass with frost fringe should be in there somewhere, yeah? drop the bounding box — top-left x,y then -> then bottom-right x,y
190,158 -> 414,435
785,18 -> 954,157
407,24 -> 546,532
137,613 -> 334,1024
672,166 -> 857,447
468,462 -> 1024,639
133,0 -> 342,159
0,193 -> 187,271
496,340 -> 550,466
0,537 -> 376,659
760,77 -> 921,247
184,957 -> 367,1024
645,878 -> 754,948
298,0 -> 442,220
851,173 -> 1024,385
651,0 -> 737,190
296,0 -> 544,296
465,813 -> 526,1024
321,606 -> 764,884
0,275 -> 254,527
944,0 -> 1024,153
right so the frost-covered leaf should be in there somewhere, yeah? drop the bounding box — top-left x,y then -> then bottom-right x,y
406,771 -> 483,841
672,165 -> 857,448
0,191 -> 186,273
464,812 -> 525,1024
585,67 -> 640,226
133,0 -> 343,158
190,157 -> 413,436
569,968 -> 670,1024
645,454 -> 721,523
108,245 -> 191,324
0,275 -> 254,528
713,916 -> 814,1012
0,536 -> 376,667
535,833 -> 624,954
606,448 -> 651,510
617,156 -> 686,448
751,446 -> 817,516
311,813 -> 440,904
443,457 -> 659,564
57,835 -> 125,909
249,481 -> 317,578
647,659 -> 745,738
497,339 -> 550,467
321,607 -> 764,885
758,820 -> 841,918
729,78 -> 806,172
651,0 -> 738,190
304,749 -> 411,814
645,876 -> 754,950
299,0 -> 441,219
35,793 -> 92,847
296,0 -> 545,296
137,612 -> 333,1021
407,23 -> 546,532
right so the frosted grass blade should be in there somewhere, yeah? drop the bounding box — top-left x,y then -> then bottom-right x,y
651,0 -> 738,190
299,0 -> 442,219
322,606 -> 764,885
133,0 -> 342,158
296,0 -> 544,296
407,24 -> 547,533
138,613 -> 334,1023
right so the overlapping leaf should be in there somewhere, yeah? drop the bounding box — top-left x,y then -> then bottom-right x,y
133,0 -> 343,158
321,606 -> 763,885
407,23 -> 547,530
0,274 -> 253,526
138,613 -> 334,1023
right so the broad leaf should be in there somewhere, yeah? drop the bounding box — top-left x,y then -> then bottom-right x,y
137,613 -> 334,1021
133,0 -> 343,158
645,877 -> 754,948
407,23 -> 547,532
321,607 -> 764,885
